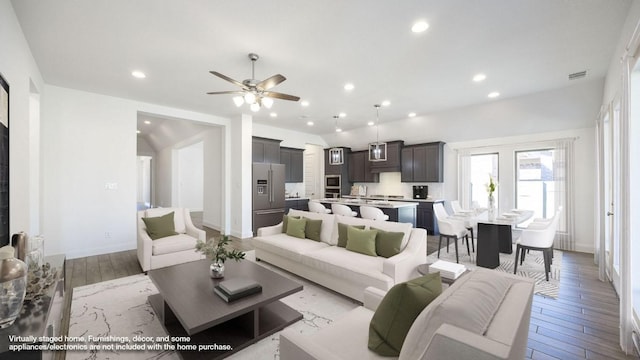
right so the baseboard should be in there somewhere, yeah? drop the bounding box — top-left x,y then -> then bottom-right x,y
64,242 -> 136,260
230,229 -> 254,239
202,220 -> 221,231
572,243 -> 594,254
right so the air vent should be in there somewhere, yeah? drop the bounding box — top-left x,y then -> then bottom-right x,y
568,70 -> 587,80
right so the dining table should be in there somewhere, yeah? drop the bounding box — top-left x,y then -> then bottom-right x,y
448,209 -> 534,269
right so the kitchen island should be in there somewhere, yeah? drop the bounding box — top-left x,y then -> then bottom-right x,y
317,198 -> 417,226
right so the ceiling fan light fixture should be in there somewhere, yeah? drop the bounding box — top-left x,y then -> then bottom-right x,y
244,92 -> 257,104
261,97 -> 274,109
250,103 -> 260,112
232,96 -> 244,107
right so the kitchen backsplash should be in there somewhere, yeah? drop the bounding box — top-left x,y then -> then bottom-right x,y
354,172 -> 444,199
285,182 -> 305,198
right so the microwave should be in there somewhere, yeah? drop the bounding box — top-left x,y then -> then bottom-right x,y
325,175 -> 341,188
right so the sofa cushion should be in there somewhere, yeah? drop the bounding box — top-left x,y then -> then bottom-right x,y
399,269 -> 513,360
369,273 -> 442,356
346,227 -> 378,256
252,233 -> 329,262
337,223 -> 366,248
304,218 -> 323,241
372,227 -> 404,258
146,208 -> 186,234
302,247 -> 393,291
288,209 -> 337,245
286,217 -> 307,239
142,212 -> 178,240
282,215 -> 300,233
152,233 -> 198,256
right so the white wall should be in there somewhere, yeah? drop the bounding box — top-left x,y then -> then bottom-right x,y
253,123 -> 328,149
0,0 -> 45,241
177,141 -> 203,211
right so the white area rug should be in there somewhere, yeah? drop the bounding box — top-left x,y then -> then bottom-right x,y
67,255 -> 359,360
427,238 -> 562,298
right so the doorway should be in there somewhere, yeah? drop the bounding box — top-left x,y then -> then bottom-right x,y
175,141 -> 204,211
137,156 -> 152,210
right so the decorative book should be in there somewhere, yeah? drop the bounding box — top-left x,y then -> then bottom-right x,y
214,277 -> 262,302
429,260 -> 467,280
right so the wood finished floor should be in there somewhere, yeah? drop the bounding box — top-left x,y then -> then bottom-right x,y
59,219 -> 638,360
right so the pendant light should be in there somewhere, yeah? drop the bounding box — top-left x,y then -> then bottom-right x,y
369,105 -> 387,161
329,115 -> 344,165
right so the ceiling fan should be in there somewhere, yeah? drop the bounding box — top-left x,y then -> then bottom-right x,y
207,53 -> 300,112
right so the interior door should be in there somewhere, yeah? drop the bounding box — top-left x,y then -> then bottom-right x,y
605,100 -> 621,292
304,144 -> 323,199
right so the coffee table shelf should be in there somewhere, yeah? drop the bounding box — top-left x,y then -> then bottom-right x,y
148,259 -> 303,359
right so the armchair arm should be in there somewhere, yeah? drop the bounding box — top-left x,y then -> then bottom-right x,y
280,329 -> 341,360
363,286 -> 387,311
257,222 -> 283,237
422,324 -> 511,360
183,209 -> 206,241
382,228 -> 427,283
137,217 -> 153,272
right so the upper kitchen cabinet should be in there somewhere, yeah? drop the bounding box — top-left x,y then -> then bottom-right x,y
401,142 -> 445,182
252,136 -> 282,163
280,147 -> 304,183
348,150 -> 379,183
370,140 -> 404,173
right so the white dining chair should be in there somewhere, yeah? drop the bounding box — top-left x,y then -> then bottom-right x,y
433,202 -> 470,263
450,200 -> 476,252
514,208 -> 561,281
359,205 -> 389,221
331,203 -> 358,217
308,200 -> 331,214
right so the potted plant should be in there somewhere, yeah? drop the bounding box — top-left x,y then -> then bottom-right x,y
195,235 -> 245,278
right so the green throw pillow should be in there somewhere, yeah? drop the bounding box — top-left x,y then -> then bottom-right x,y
337,223 -> 365,247
286,217 -> 307,239
345,227 -> 378,256
369,273 -> 443,356
304,218 -> 323,241
282,215 -> 300,233
372,227 -> 404,258
142,212 -> 178,240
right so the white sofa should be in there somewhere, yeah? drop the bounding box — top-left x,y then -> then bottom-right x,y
280,269 -> 535,360
253,209 -> 427,302
137,207 -> 206,272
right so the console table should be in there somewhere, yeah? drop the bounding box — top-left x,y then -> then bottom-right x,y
0,255 -> 66,360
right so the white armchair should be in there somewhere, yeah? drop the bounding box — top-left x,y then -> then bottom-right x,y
137,207 -> 206,272
433,203 -> 470,263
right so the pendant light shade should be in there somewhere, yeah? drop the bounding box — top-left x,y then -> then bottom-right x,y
369,105 -> 387,162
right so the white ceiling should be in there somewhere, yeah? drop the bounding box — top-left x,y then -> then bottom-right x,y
11,0 -> 632,135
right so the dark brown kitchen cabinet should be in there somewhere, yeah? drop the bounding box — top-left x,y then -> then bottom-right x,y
348,150 -> 379,183
401,142 -> 445,182
280,147 -> 304,183
252,137 -> 282,163
370,140 -> 404,173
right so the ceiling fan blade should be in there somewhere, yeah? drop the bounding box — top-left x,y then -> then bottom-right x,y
263,91 -> 300,102
256,74 -> 286,91
206,91 -> 245,95
209,71 -> 245,88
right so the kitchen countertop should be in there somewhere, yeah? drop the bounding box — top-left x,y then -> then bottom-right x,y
341,195 -> 444,203
318,198 -> 418,209
285,197 -> 309,201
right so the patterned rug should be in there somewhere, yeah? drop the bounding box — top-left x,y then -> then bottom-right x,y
427,238 -> 562,298
66,254 -> 359,360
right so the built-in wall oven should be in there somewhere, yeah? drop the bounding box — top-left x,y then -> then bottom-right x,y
325,175 -> 341,198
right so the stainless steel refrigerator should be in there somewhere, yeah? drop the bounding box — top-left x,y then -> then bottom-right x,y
252,163 -> 286,234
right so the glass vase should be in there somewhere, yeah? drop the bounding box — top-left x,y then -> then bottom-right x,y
487,193 -> 496,220
209,261 -> 225,279
0,257 -> 28,329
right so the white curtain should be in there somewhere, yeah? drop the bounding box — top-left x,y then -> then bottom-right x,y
553,139 -> 576,251
457,149 -> 472,208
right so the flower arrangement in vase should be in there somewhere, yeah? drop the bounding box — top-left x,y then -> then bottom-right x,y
485,175 -> 497,217
195,235 -> 245,278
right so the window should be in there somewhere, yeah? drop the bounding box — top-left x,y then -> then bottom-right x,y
470,153 -> 498,208
515,149 -> 555,225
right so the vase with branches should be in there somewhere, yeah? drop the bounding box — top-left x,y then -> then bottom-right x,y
195,235 -> 245,278
485,175 -> 497,217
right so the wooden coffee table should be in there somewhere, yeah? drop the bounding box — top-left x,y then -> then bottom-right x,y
148,259 -> 303,359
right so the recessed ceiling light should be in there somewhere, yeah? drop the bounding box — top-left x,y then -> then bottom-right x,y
270,112 -> 277,118
144,120 -> 151,125
344,83 -> 355,91
339,112 -> 346,118
136,130 -> 141,134
488,92 -> 500,98
367,121 -> 375,126
408,112 -> 416,118
307,121 -> 314,126
336,128 -> 342,132
131,71 -> 146,79
411,21 -> 429,33
381,100 -> 391,107
473,73 -> 486,82
301,100 -> 310,107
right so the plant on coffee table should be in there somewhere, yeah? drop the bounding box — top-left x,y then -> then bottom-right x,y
195,235 -> 245,278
